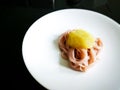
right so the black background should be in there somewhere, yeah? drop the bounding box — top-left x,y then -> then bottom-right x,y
1,0 -> 120,90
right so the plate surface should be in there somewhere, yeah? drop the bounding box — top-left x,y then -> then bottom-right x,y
22,9 -> 120,90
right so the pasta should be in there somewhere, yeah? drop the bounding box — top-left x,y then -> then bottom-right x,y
58,30 -> 103,72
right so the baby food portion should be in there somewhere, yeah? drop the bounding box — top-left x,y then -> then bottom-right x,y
66,30 -> 95,49
58,29 -> 103,72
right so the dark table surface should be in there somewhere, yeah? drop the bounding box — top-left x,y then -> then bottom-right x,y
1,0 -> 120,90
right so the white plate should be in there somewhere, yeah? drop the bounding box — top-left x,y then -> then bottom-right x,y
22,9 -> 120,90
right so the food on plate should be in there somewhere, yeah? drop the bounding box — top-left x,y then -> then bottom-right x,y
66,30 -> 95,49
58,29 -> 103,72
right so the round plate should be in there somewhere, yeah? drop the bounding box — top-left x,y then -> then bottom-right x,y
22,9 -> 120,90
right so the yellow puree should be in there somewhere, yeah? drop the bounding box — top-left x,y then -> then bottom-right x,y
66,29 -> 95,49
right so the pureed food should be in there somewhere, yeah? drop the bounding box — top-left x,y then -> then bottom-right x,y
58,29 -> 103,72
